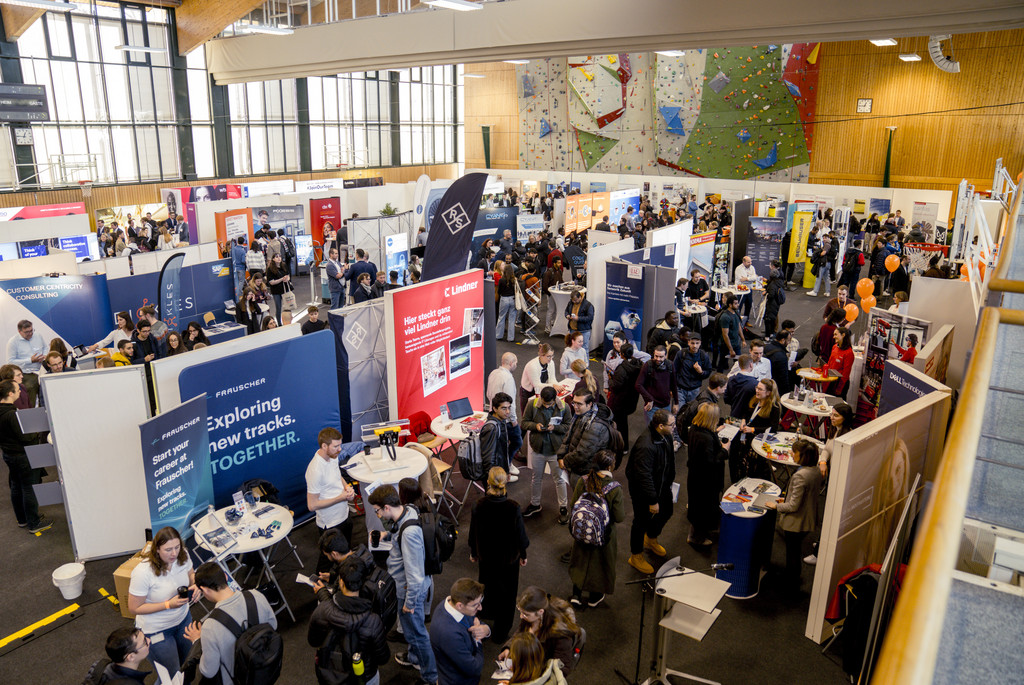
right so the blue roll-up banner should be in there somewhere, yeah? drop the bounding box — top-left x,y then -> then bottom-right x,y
747,217 -> 787,277
422,172 -> 488,281
470,207 -> 519,256
158,253 -> 186,330
328,312 -> 353,442
140,393 -> 214,540
107,260 -> 234,332
0,274 -> 113,347
177,330 -> 340,517
603,261 -> 646,350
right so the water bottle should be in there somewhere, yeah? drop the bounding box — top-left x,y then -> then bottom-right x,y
351,652 -> 364,676
208,504 -> 215,517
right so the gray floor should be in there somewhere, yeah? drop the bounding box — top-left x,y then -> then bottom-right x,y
0,266 -> 869,685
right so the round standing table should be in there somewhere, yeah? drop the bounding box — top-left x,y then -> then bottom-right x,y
780,394 -> 835,438
430,412 -> 488,442
343,446 -> 429,533
548,284 -> 586,337
796,367 -> 840,393
716,477 -> 781,599
750,432 -> 825,489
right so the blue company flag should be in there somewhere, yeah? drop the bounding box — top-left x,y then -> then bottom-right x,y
422,172 -> 488,281
140,394 -> 214,540
158,252 -> 186,331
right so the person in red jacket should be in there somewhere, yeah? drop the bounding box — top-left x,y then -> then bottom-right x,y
824,327 -> 855,396
893,333 -> 919,364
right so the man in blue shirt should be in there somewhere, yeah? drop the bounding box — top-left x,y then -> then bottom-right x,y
346,249 -> 378,301
230,236 -> 248,300
6,319 -> 46,406
324,247 -> 347,310
429,578 -> 490,685
369,485 -> 437,685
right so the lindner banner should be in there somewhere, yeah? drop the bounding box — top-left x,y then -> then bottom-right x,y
386,269 -> 486,420
422,173 -> 488,281
178,330 -> 340,515
140,394 -> 214,540
603,261 -> 646,351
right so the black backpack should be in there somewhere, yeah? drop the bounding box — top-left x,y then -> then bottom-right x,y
313,616 -> 363,685
281,237 -> 295,261
353,545 -> 398,631
208,591 -> 283,685
81,658 -> 135,685
398,502 -> 457,576
842,248 -> 862,274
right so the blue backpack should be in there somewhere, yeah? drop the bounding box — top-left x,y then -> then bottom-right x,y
569,480 -> 620,547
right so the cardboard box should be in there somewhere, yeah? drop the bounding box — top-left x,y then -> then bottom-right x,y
112,542 -> 151,619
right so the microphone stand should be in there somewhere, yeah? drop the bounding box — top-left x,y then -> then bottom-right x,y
615,564 -> 729,685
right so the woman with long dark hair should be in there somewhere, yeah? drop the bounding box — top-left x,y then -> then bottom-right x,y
568,450 -> 624,607
183,322 -> 209,350
165,331 -> 187,356
498,587 -> 581,677
469,467 -> 529,642
824,327 -> 855,396
506,632 -> 567,685
88,311 -> 134,353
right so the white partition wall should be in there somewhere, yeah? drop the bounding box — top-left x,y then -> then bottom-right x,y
42,366 -> 152,561
907,278 -> 978,390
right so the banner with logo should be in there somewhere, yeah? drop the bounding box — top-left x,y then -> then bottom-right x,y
242,180 -> 294,197
878,359 -> 949,416
610,189 -> 641,225
0,202 -> 85,221
856,309 -> 932,423
178,330 -> 339,514
343,176 -> 384,188
603,261 -> 646,351
422,173 -> 489,281
107,260 -> 234,332
590,192 -> 611,226
471,207 -> 518,256
310,197 -> 344,245
140,394 -> 214,540
214,208 -> 254,255
787,205 -> 815,264
564,195 -> 580,235
687,230 -> 716,277
413,174 -> 432,231
158,253 -> 186,331
385,233 -> 409,281
747,216 -> 787,277
251,205 -> 305,242
0,274 -> 112,349
386,269 -> 485,420
911,202 -> 940,243
296,178 -> 345,192
517,214 -> 545,242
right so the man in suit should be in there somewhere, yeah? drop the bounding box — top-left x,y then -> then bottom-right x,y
594,215 -> 611,232
429,578 -> 490,685
345,249 -> 378,302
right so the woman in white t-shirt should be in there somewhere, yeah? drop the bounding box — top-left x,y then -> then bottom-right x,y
127,527 -> 198,674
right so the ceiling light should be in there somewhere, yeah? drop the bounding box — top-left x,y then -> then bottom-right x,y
235,23 -> 295,35
503,60 -> 529,65
463,73 -> 485,78
115,45 -> 164,54
656,50 -> 685,57
870,38 -> 897,47
422,0 -> 481,10
899,53 -> 921,61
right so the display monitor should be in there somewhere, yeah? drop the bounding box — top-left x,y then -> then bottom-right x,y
57,234 -> 100,262
294,234 -> 313,266
446,397 -> 473,420
18,240 -> 47,258
0,242 -> 19,261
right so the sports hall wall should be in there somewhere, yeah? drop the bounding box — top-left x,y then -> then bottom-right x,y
464,29 -> 1024,205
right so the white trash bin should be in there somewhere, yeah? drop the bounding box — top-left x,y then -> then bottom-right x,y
52,562 -> 86,600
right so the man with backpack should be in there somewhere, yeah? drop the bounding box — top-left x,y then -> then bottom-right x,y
557,388 -> 621,477
313,530 -> 398,634
183,563 -> 279,685
368,485 -> 438,685
838,240 -> 865,293
625,410 -> 677,575
83,627 -> 151,684
276,229 -> 295,275
479,392 -> 516,483
308,556 -> 390,685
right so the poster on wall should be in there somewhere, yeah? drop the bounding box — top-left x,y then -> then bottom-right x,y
856,309 -> 932,423
107,260 -> 234,332
471,207 -> 519,256
517,214 -> 545,242
386,269 -> 485,420
0,202 -> 86,222
214,208 -> 254,255
603,262 -> 645,351
310,197 -> 344,244
0,274 -> 112,348
252,205 -> 306,245
911,202 -> 940,243
139,394 -> 214,540
564,195 -> 580,235
747,217 -> 787,276
178,330 -> 340,514
868,198 -> 891,218
877,360 -> 949,416
687,230 -> 716,278
610,189 -> 641,225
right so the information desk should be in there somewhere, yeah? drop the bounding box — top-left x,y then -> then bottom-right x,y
194,502 -> 301,621
716,478 -> 780,599
204,321 -> 247,345
750,432 -> 825,489
548,284 -> 586,337
343,446 -> 428,533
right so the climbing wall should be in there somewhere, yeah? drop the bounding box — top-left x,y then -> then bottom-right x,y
518,43 -> 819,181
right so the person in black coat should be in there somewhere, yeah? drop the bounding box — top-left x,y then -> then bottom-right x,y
686,402 -> 730,545
889,255 -> 911,295
307,556 -> 390,685
724,356 -> 759,418
625,410 -> 676,575
763,261 -> 786,337
607,344 -> 643,448
468,467 -> 529,642
764,331 -> 793,396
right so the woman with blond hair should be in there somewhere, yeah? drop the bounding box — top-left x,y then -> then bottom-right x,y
686,402 -> 731,545
729,378 -> 781,482
469,466 -> 530,641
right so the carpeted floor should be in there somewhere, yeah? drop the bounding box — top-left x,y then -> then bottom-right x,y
0,269 -> 876,685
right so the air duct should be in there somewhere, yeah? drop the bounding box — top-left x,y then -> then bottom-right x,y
928,34 -> 960,73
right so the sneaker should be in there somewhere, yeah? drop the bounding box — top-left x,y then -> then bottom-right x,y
686,534 -> 712,547
806,291 -> 818,297
587,593 -> 605,608
644,535 -> 667,557
558,507 -> 569,525
508,474 -> 519,483
509,464 -> 520,476
803,554 -> 818,565
395,652 -> 420,670
28,518 -> 52,534
628,554 -> 654,574
387,629 -> 407,643
570,595 -> 582,607
17,521 -> 27,528
522,504 -> 543,518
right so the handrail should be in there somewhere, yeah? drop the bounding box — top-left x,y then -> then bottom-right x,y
989,167 -> 1024,293
872,307 -> 1024,683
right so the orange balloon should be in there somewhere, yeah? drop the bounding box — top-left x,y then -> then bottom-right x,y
845,303 -> 859,322
960,263 -> 968,277
861,295 -> 876,312
885,254 -> 900,272
856,277 -> 874,299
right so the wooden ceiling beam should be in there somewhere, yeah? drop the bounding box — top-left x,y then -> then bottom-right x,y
176,0 -> 265,55
1,4 -> 44,43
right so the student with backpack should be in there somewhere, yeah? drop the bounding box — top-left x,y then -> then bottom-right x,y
624,411 -> 677,575
368,485 -> 438,685
567,449 -> 624,607
308,556 -> 390,685
184,562 -> 280,685
82,627 -> 151,684
313,530 -> 398,634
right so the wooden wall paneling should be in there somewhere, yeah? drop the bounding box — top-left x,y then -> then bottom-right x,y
176,0 -> 266,55
1,5 -> 43,42
464,61 -> 520,169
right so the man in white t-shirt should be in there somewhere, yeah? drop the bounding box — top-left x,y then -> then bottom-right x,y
306,426 -> 356,574
734,255 -> 758,324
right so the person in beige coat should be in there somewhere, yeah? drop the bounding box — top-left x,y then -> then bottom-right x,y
766,439 -> 823,592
